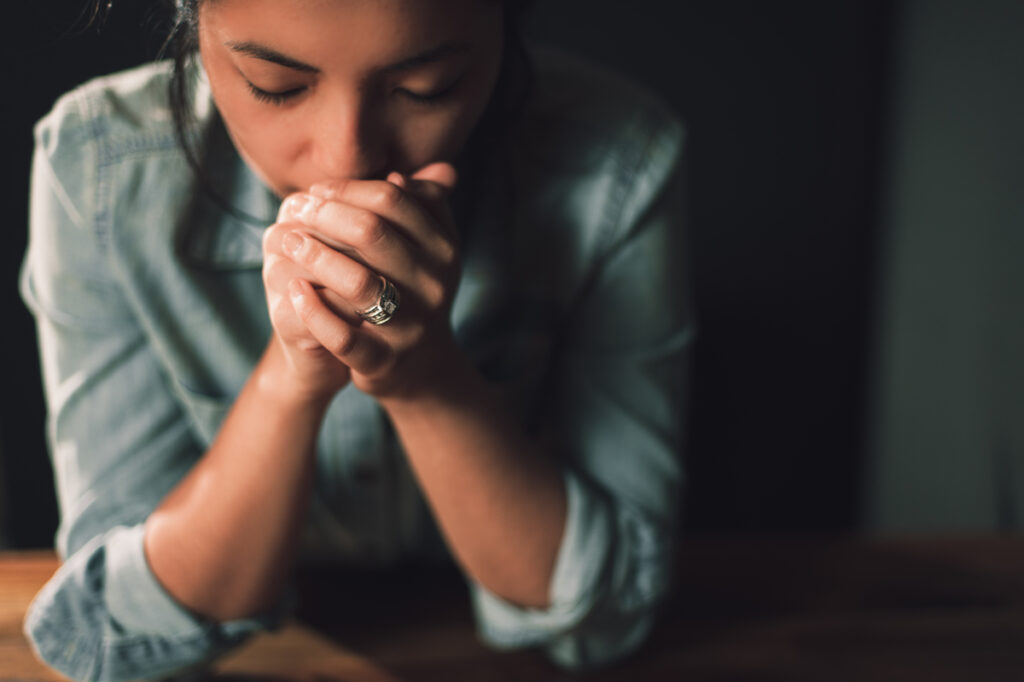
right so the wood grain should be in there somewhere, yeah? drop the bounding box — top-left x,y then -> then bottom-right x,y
3,537 -> 1024,681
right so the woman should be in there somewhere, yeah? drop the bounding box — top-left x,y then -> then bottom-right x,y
21,0 -> 692,679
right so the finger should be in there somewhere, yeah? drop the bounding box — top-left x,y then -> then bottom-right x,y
393,165 -> 458,237
391,169 -> 458,248
282,230 -> 401,315
289,278 -> 390,373
280,192 -> 429,278
289,278 -> 358,357
297,178 -> 456,257
313,284 -> 363,324
394,176 -> 457,242
386,171 -> 408,189
409,161 -> 458,193
265,223 -> 342,307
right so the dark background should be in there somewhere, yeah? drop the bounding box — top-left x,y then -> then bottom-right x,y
524,2 -> 891,532
4,1 -> 1018,547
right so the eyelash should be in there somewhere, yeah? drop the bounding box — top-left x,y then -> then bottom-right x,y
245,80 -> 460,107
246,82 -> 305,105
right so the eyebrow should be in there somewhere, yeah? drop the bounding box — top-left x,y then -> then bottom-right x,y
225,40 -> 473,74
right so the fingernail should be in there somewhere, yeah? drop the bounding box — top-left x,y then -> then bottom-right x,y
283,231 -> 305,256
281,194 -> 322,224
309,183 -> 339,200
299,194 -> 325,224
280,193 -> 304,216
278,195 -> 302,222
387,172 -> 407,188
289,278 -> 306,301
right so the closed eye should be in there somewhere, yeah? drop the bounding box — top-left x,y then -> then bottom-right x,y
397,76 -> 464,107
245,75 -> 465,107
247,82 -> 307,106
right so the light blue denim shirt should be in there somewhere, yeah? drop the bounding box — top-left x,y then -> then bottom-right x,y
21,44 -> 692,681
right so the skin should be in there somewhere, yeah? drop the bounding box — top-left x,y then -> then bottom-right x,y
145,0 -> 568,618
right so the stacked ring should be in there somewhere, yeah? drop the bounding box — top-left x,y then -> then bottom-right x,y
358,276 -> 400,325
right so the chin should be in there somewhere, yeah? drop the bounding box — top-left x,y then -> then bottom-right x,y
260,176 -> 295,200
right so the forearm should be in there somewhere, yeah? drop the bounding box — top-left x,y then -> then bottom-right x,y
145,338 -> 332,621
380,354 -> 567,609
271,166 -> 566,607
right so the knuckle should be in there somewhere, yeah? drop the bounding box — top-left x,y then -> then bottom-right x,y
369,181 -> 403,211
351,210 -> 388,248
325,328 -> 356,358
261,254 -> 289,286
269,295 -> 292,323
294,336 -> 323,352
345,268 -> 379,303
435,241 -> 458,266
263,223 -> 284,253
261,257 -> 280,287
420,279 -> 446,309
288,288 -> 314,320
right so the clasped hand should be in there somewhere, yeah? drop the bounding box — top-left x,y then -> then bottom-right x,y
262,162 -> 462,402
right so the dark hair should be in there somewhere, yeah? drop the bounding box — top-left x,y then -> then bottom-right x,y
89,0 -> 535,225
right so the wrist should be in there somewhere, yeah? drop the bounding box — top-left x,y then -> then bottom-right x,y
376,342 -> 482,413
256,337 -> 340,414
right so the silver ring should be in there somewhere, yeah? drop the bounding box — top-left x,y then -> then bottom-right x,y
357,276 -> 400,325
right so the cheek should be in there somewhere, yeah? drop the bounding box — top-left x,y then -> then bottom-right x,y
231,110 -> 302,164
388,111 -> 465,168
390,73 -> 504,169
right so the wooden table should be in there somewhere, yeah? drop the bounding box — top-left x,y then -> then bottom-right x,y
3,536 -> 1024,681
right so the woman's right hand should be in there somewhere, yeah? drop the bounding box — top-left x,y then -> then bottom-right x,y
262,201 -> 352,403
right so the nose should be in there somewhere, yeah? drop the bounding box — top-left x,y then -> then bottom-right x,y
308,97 -> 388,181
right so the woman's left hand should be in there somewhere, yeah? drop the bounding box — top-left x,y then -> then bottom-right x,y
276,162 -> 465,400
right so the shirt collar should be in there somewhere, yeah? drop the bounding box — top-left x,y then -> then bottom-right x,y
179,123 -> 279,271
180,65 -> 279,271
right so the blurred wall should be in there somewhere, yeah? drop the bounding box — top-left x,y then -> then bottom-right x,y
864,0 -> 1024,530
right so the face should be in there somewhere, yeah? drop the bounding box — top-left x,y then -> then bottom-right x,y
198,0 -> 505,198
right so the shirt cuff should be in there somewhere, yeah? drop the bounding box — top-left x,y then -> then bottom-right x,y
24,523 -> 293,681
469,469 -> 614,648
105,523 -> 288,640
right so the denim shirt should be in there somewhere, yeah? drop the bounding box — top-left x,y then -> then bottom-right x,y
21,44 -> 692,681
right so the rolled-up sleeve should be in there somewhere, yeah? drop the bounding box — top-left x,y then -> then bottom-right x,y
469,108 -> 692,670
20,91 -> 285,681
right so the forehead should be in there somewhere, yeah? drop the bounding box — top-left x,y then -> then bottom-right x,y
201,0 -> 497,71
